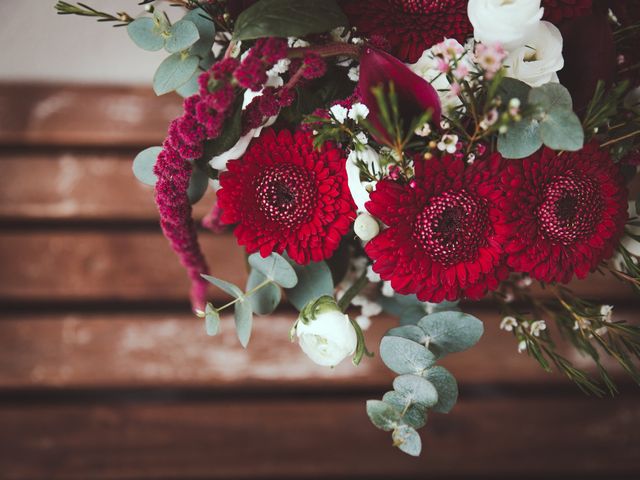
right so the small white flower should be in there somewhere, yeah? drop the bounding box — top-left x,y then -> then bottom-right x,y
354,212 -> 380,242
467,153 -> 476,164
346,147 -> 380,212
348,102 -> 370,121
330,104 -> 349,123
529,320 -> 547,337
288,37 -> 310,48
361,300 -> 382,318
355,315 -> 372,331
573,317 -> 592,331
269,58 -> 291,75
437,134 -> 459,153
600,305 -> 614,323
366,265 -> 381,283
479,108 -> 499,130
414,122 -> 432,137
500,316 -> 518,332
355,132 -> 369,145
348,66 -> 360,82
381,281 -> 395,297
517,340 -> 528,354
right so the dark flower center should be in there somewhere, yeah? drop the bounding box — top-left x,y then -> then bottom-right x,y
255,164 -> 317,227
413,189 -> 489,267
537,175 -> 603,245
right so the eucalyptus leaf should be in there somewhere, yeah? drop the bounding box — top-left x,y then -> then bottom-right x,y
246,269 -> 281,315
529,83 -> 573,112
184,8 -> 216,57
234,299 -> 253,347
379,336 -> 436,375
132,146 -> 161,186
539,109 -> 585,151
233,0 -> 348,41
497,118 -> 543,159
177,52 -> 215,98
400,305 -> 427,326
165,19 -> 200,53
248,253 -> 298,288
387,325 -> 428,344
187,166 -> 209,204
204,304 -> 220,336
417,311 -> 484,355
393,374 -> 438,409
499,77 -> 531,105
153,53 -> 200,96
201,274 -> 244,298
366,400 -> 401,432
127,17 -> 165,51
423,366 -> 458,414
285,260 -> 333,311
392,425 -> 422,457
382,391 -> 427,429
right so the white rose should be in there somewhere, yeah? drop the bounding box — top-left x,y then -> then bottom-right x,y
295,301 -> 358,367
346,147 -> 380,212
467,0 -> 544,51
504,21 -> 564,87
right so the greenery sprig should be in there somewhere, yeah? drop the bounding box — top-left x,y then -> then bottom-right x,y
54,1 -> 134,26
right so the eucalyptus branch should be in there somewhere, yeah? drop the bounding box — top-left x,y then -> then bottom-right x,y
54,1 -> 134,26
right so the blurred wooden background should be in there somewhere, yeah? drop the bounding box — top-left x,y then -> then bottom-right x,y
0,83 -> 639,479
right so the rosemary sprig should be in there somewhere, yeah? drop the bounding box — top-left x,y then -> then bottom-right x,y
54,1 -> 134,27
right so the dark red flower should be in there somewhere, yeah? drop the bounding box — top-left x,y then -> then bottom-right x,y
358,47 -> 441,144
217,129 -> 356,264
542,0 -> 592,23
340,0 -> 472,63
365,154 -> 509,302
502,143 -> 627,283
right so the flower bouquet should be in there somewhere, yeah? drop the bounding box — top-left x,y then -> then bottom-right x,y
56,0 -> 640,456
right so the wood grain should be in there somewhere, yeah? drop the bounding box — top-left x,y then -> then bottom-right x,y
0,83 -> 181,147
1,396 -> 638,479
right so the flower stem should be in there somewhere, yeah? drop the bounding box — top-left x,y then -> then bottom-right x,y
338,270 -> 369,312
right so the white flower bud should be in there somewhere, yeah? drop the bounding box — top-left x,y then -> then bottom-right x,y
354,213 -> 380,241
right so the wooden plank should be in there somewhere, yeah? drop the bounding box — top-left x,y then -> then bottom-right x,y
0,83 -> 181,147
0,395 -> 638,479
0,309 -> 631,390
0,151 -> 216,221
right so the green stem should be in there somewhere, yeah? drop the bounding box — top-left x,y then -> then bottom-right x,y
338,270 -> 369,312
216,279 -> 271,312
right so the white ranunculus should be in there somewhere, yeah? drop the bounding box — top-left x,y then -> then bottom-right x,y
504,21 -> 564,87
467,0 -> 544,50
295,306 -> 358,367
346,147 -> 380,212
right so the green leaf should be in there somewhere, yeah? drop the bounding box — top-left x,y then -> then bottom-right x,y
423,366 -> 458,414
187,166 -> 209,204
366,400 -> 401,432
499,77 -> 531,105
379,336 -> 436,375
153,53 -> 200,96
497,118 -> 543,159
165,19 -> 200,53
387,325 -> 428,344
529,83 -> 573,112
539,109 -> 585,151
392,425 -> 421,457
234,299 -> 253,347
201,274 -> 243,298
127,17 -> 165,51
417,311 -> 484,355
393,374 -> 438,409
285,260 -> 333,311
204,303 -> 220,336
248,253 -> 298,288
184,8 -> 216,57
177,52 -> 214,98
382,391 -> 427,429
132,146 -> 161,186
246,269 -> 281,315
400,305 -> 427,326
233,0 -> 348,41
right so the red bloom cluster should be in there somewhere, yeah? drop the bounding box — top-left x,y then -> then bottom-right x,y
365,144 -> 628,302
340,0 -> 472,62
542,0 -> 592,24
218,129 -> 356,264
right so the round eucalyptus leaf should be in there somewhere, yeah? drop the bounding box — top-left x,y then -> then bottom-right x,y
382,391 -> 427,429
153,53 -> 200,96
234,299 -> 253,348
246,269 -> 281,315
132,146 -> 162,186
498,77 -> 531,105
366,400 -> 401,432
392,425 -> 422,457
187,167 -> 209,204
165,19 -> 200,53
127,17 -> 164,51
387,325 -> 428,344
417,311 -> 484,355
201,274 -> 243,299
540,109 -> 585,151
529,83 -> 573,112
379,336 -> 436,375
497,118 -> 543,159
184,8 -> 216,56
400,305 -> 427,326
423,366 -> 458,414
204,304 -> 220,336
248,253 -> 298,288
285,260 -> 333,311
393,374 -> 438,409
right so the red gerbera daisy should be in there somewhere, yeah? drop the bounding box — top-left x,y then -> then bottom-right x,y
340,0 -> 472,63
217,129 -> 356,264
365,154 -> 509,302
542,0 -> 592,24
503,143 -> 627,284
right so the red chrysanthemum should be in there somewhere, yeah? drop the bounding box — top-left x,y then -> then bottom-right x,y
365,154 -> 509,302
503,144 -> 628,284
542,0 -> 592,24
217,129 -> 356,264
340,0 -> 472,63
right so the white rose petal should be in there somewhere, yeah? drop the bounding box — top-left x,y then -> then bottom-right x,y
505,21 -> 564,87
468,0 -> 544,50
296,311 -> 358,367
